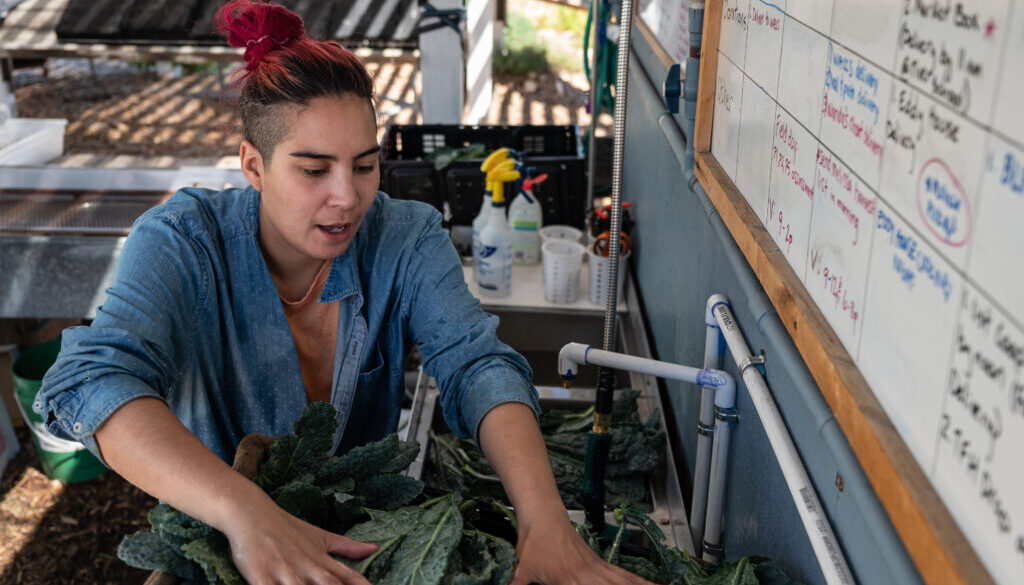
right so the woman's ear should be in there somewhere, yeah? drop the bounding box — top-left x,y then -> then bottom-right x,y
239,140 -> 265,192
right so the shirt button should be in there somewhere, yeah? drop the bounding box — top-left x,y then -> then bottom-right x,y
72,422 -> 83,433
33,400 -> 42,410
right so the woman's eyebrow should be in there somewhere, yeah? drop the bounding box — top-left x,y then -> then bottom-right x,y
289,151 -> 336,161
354,145 -> 382,159
288,145 -> 380,161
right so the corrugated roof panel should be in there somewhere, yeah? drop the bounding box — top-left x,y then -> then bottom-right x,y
278,0 -> 338,40
51,0 -> 419,48
188,0 -> 226,43
55,0 -> 135,41
120,0 -> 202,41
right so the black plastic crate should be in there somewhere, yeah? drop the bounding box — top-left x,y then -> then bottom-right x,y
380,124 -> 586,229
383,124 -> 582,159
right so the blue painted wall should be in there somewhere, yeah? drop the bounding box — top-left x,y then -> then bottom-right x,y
620,20 -> 923,585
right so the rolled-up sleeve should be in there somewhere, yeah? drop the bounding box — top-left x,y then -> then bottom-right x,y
402,211 -> 539,444
36,209 -> 206,462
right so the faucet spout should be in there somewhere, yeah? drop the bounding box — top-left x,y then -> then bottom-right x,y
557,342 -> 590,380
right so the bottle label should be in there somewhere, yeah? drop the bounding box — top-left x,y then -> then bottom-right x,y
512,221 -> 539,230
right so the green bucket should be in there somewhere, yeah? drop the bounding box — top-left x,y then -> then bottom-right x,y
12,338 -> 107,483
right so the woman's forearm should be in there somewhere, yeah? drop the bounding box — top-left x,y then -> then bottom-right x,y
476,402 -> 568,530
94,397 -> 270,533
95,397 -> 377,584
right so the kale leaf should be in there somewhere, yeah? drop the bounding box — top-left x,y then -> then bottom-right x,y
181,536 -> 245,585
444,531 -> 496,585
702,557 -> 760,585
377,494 -> 464,585
317,433 -> 421,484
274,478 -> 329,525
357,474 -> 425,510
347,506 -> 426,543
425,389 -> 661,511
148,504 -> 214,549
256,402 -> 338,492
117,531 -> 200,581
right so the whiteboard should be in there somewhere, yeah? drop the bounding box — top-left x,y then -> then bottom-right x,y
707,2 -> 1024,583
638,0 -> 691,65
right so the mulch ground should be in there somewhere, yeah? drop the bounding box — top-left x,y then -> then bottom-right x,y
0,426 -> 156,585
10,59 -> 607,162
13,65 -> 243,159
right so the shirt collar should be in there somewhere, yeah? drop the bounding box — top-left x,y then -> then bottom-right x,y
321,196 -> 382,306
321,243 -> 362,305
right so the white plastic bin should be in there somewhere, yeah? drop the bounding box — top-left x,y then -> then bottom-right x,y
0,118 -> 68,165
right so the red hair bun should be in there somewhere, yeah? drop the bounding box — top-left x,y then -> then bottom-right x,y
216,0 -> 306,70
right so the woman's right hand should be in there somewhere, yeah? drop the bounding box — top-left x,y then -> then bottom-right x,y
221,492 -> 377,585
93,398 -> 376,585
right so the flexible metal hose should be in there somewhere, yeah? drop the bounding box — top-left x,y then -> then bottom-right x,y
601,0 -> 633,353
581,0 -> 636,532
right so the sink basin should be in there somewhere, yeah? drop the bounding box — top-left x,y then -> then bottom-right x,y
404,300 -> 693,552
490,307 -> 631,387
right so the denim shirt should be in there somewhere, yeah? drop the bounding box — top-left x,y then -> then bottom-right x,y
36,186 -> 538,464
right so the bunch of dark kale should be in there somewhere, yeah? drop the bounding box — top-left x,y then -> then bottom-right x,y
117,402 -> 803,585
425,389 -> 663,510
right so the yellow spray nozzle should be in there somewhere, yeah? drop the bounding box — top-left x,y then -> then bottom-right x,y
480,148 -> 511,173
487,168 -> 520,182
491,159 -> 516,173
486,169 -> 521,204
483,160 -> 516,194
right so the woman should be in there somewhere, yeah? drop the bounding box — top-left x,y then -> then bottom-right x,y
37,2 -> 653,585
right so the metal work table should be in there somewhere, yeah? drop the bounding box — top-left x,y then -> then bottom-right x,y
0,166 -> 246,319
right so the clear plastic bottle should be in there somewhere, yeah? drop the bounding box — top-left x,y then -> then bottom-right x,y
508,173 -> 547,264
472,157 -> 515,281
475,169 -> 519,296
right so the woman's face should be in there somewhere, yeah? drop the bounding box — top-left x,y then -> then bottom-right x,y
242,94 -> 380,271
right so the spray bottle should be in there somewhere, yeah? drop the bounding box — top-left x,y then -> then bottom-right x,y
472,150 -> 514,273
508,172 -> 547,264
475,166 -> 520,296
472,148 -> 512,235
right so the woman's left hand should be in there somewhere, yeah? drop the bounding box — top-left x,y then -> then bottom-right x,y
510,513 -> 655,585
475,403 -> 656,585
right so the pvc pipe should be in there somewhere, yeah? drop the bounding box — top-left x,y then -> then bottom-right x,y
713,303 -> 855,585
691,294 -> 728,549
703,383 -> 736,562
558,339 -> 738,561
683,5 -> 704,175
558,343 -> 734,402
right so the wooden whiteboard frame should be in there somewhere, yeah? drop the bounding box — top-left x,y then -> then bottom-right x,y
691,3 -> 993,585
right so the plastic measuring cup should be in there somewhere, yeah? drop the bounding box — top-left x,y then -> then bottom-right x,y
542,240 -> 586,303
588,246 -> 630,306
539,225 -> 584,245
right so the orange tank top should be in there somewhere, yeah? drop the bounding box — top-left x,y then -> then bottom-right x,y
278,261 -> 339,404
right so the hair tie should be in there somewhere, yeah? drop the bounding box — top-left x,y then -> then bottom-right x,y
243,35 -> 292,67
245,35 -> 291,49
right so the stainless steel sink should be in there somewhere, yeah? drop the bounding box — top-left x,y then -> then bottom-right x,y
404,291 -> 693,552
